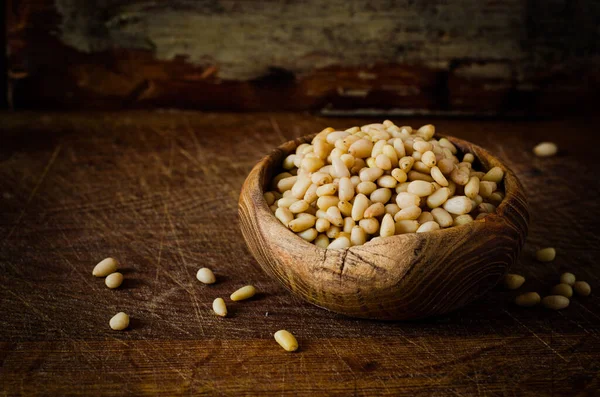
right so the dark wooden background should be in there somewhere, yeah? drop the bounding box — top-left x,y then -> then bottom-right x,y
1,112 -> 599,395
5,0 -> 600,114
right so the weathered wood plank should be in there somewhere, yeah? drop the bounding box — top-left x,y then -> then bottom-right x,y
0,112 -> 599,395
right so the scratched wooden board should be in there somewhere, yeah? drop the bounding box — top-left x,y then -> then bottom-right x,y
6,0 -> 600,114
0,112 -> 599,396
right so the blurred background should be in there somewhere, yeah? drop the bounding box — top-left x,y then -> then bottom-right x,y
5,0 -> 600,116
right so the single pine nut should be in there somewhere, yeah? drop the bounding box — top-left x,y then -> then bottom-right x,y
430,166 -> 449,186
477,203 -> 496,213
479,181 -> 496,198
351,194 -> 370,221
364,202 -> 385,218
437,158 -> 454,175
315,234 -> 330,248
356,181 -> 378,195
417,211 -> 434,224
274,330 -> 299,352
450,168 -> 469,185
327,236 -> 351,249
416,221 -> 440,233
385,203 -> 401,216
350,226 -> 367,246
375,154 -> 392,170
394,205 -> 422,221
338,177 -> 354,201
559,272 -> 576,285
340,153 -> 355,168
417,124 -> 435,140
413,140 -> 433,153
438,138 -> 456,154
412,161 -> 431,174
213,298 -> 227,317
275,207 -> 294,226
377,175 -> 398,188
338,200 -> 353,217
431,208 -> 453,228
542,295 -> 569,310
304,184 -> 318,204
407,181 -> 435,197
391,168 -> 408,183
196,268 -> 216,284
551,283 -> 573,298
359,167 -> 384,182
289,200 -> 309,214
359,218 -> 379,234
297,228 -> 317,241
105,272 -> 124,289
515,292 -> 541,307
331,156 -> 351,178
277,197 -> 298,208
380,214 -> 395,237
463,153 -> 475,163
396,192 -> 420,209
399,156 -> 415,172
301,157 -> 325,172
482,166 -> 504,183
317,195 -> 339,210
382,145 -> 398,166
288,215 -> 316,232
311,172 -> 332,186
230,285 -> 257,301
109,312 -> 130,330
573,281 -> 591,296
370,188 -> 392,204
464,177 -> 480,199
533,142 -> 558,157
407,171 -> 434,182
535,248 -> 556,262
316,183 -> 337,197
325,206 -> 344,227
453,214 -> 474,226
395,220 -> 419,234
426,187 -> 450,209
504,274 -> 525,290
315,218 -> 331,233
93,257 -> 119,277
348,139 -> 374,158
443,196 -> 473,215
343,217 -> 355,234
277,176 -> 297,193
421,151 -> 437,167
371,140 -> 387,158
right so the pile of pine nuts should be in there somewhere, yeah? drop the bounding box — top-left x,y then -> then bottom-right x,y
264,121 -> 505,248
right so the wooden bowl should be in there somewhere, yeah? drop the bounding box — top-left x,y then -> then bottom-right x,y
239,134 -> 529,320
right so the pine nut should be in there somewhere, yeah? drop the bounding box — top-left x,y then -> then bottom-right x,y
359,167 -> 384,182
407,171 -> 434,182
396,192 -> 420,209
93,257 -> 119,277
289,200 -> 309,214
380,214 -> 395,237
426,187 -> 450,209
385,204 -> 401,216
275,207 -> 294,226
327,236 -> 351,249
533,142 -> 558,157
413,141 -> 433,153
359,218 -> 379,234
535,248 -> 556,262
364,202 -> 385,218
349,139 -> 374,158
477,203 -> 496,213
315,218 -> 331,233
559,272 -> 576,285
304,184 -> 318,204
515,292 -> 541,307
315,234 -> 330,248
463,153 -> 475,163
417,211 -> 434,224
338,200 -> 353,217
196,268 -> 216,284
450,168 -> 469,186
391,168 -> 408,183
370,188 -> 392,204
277,176 -> 297,193
288,215 -> 316,232
479,181 -> 496,198
416,221 -> 440,233
351,226 -> 367,246
395,220 -> 419,234
438,138 -> 457,154
430,166 -> 449,186
394,205 -> 422,221
399,156 -> 415,172
431,208 -> 453,228
573,281 -> 591,296
504,274 -> 525,290
377,175 -> 398,188
417,124 -> 435,140
351,194 -> 370,221
421,151 -> 437,167
325,206 -> 344,227
356,181 -> 378,195
443,196 -> 473,215
551,283 -> 573,298
109,312 -> 130,330
105,272 -> 124,289
274,330 -> 299,352
316,183 -> 337,197
317,196 -> 339,210
482,166 -> 504,183
343,217 -> 355,234
326,226 -> 341,239
453,214 -> 474,226
407,181 -> 435,197
297,228 -> 318,242
375,154 -> 392,170
277,197 -> 298,208
437,158 -> 455,174
382,145 -> 398,166
331,156 -> 351,178
213,298 -> 227,317
230,285 -> 257,301
541,295 -> 569,310
464,177 -> 480,199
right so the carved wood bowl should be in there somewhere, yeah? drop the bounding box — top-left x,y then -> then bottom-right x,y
239,134 -> 529,320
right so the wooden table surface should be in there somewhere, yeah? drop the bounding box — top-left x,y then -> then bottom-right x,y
1,111 -> 599,396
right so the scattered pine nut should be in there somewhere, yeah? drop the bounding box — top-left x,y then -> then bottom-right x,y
551,283 -> 573,298
541,295 -> 570,310
212,298 -> 227,317
573,281 -> 591,297
504,274 -> 525,290
533,142 -> 558,157
196,268 -> 216,284
515,292 -> 541,307
105,272 -> 124,289
535,248 -> 556,262
230,285 -> 257,301
559,272 -> 576,286
109,312 -> 130,330
93,257 -> 119,277
274,330 -> 299,352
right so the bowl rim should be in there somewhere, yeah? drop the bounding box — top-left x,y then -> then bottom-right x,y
247,132 -> 526,252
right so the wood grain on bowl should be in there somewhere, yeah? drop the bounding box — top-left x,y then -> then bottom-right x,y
239,135 -> 529,320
